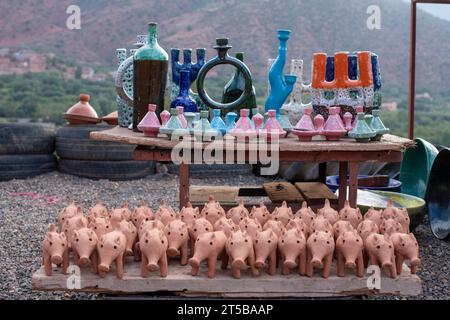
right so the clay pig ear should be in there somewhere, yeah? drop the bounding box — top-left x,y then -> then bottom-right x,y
114,236 -> 121,244
251,206 -> 256,213
77,206 -> 83,215
49,223 -> 57,232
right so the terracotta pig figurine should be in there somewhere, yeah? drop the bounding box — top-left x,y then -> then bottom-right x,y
339,200 -> 362,228
333,220 -> 354,240
62,209 -> 88,249
131,200 -> 154,228
88,201 -> 109,222
89,216 -> 112,239
285,218 -> 309,238
71,227 -> 98,273
201,195 -> 226,226
139,228 -> 168,277
214,217 -> 237,237
239,217 -> 262,240
357,220 -> 379,241
364,233 -> 397,278
306,231 -> 335,278
225,230 -> 258,278
165,219 -> 189,265
226,198 -> 249,225
111,203 -> 132,223
42,224 -> 69,276
335,230 -> 364,277
135,219 -> 165,261
58,201 -> 81,229
380,218 -> 404,235
310,215 -> 333,235
381,199 -> 399,220
263,220 -> 285,238
253,229 -> 278,275
249,202 -> 271,226
392,208 -> 410,234
179,202 -> 199,229
97,230 -> 127,278
295,201 -> 316,227
155,199 -> 177,225
317,199 -> 339,225
272,201 -> 294,226
189,231 -> 227,278
118,220 -> 137,256
189,218 -> 213,254
364,207 -> 383,227
390,232 -> 420,275
278,228 -> 307,275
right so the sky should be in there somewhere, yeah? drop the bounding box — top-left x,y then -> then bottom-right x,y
403,0 -> 450,21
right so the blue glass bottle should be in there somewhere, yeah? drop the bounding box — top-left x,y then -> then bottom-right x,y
171,70 -> 198,112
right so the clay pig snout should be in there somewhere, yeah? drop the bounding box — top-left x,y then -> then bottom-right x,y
44,231 -> 67,264
336,231 -> 363,268
72,228 -> 98,266
165,220 -> 188,257
97,231 -> 126,273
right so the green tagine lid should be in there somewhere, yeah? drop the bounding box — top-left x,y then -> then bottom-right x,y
349,112 -> 376,142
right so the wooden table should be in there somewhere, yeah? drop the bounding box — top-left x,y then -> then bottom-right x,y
90,127 -> 414,210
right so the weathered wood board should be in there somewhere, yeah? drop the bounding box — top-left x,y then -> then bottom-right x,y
32,261 -> 422,297
189,186 -> 240,204
263,182 -> 304,202
295,182 -> 338,201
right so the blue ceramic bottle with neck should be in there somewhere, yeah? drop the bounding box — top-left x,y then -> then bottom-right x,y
265,29 -> 297,115
171,70 -> 198,112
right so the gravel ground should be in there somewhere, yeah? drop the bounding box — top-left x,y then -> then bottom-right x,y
0,171 -> 448,300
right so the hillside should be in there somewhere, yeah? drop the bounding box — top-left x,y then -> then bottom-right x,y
1,0 -> 450,95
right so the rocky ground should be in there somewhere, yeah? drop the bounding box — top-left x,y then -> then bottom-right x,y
0,171 -> 448,300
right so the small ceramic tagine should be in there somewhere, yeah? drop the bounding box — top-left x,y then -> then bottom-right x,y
210,109 -> 227,136
278,107 -> 293,134
230,109 -> 257,140
159,108 -> 187,140
262,109 -> 287,141
184,112 -> 196,131
250,108 -> 259,129
160,110 -> 171,126
343,112 -> 353,132
137,104 -> 161,137
349,112 -> 376,142
321,107 -> 346,141
225,112 -> 237,133
193,110 -> 219,142
177,106 -> 188,128
291,107 -> 318,141
351,105 -> 364,129
252,112 -> 264,135
102,111 -> 118,125
369,109 -> 389,141
64,94 -> 101,125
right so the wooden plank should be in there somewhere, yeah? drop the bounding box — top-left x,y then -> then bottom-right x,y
295,182 -> 337,201
31,261 -> 422,297
358,175 -> 390,188
263,182 -> 304,202
189,186 -> 240,204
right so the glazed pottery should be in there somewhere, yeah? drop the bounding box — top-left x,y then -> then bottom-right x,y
291,108 -> 318,141
179,202 -> 199,229
116,48 -> 133,127
357,219 -> 379,241
137,104 -> 161,137
222,52 -> 257,113
249,202 -> 271,226
103,111 -> 119,125
201,195 -> 226,226
253,229 -> 278,275
165,219 -> 189,265
348,112 -> 376,142
210,109 -> 227,135
159,108 -> 186,140
278,228 -> 307,275
317,199 -> 339,225
279,108 -> 293,133
252,112 -> 264,133
176,106 -> 188,129
225,112 -> 237,133
390,232 -> 420,275
400,138 -> 438,199
364,233 -> 397,278
225,230 -> 258,278
326,174 -> 402,193
336,230 -> 364,277
160,110 -> 171,126
171,70 -> 198,112
88,216 -> 111,239
139,228 -> 168,277
193,110 -> 219,141
322,107 -> 346,141
306,231 -> 335,278
272,201 -> 293,226
333,220 -> 354,240
97,230 -> 127,278
425,148 -> 450,239
189,231 -> 227,278
64,94 -> 100,125
71,227 -> 98,272
42,224 -> 69,276
369,109 -> 389,141
226,199 -> 249,225
343,112 -> 353,131
184,112 -> 196,130
155,199 -> 177,225
230,109 -> 256,139
197,38 -> 253,112
239,217 -> 262,240
263,110 -> 287,140
339,200 -> 363,228
294,201 -> 316,227
250,108 -> 259,129
265,29 -> 297,114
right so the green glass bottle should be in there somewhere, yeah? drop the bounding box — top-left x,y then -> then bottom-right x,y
133,22 -> 169,131
221,52 -> 257,114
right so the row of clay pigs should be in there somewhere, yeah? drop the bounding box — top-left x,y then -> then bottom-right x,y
42,196 -> 418,279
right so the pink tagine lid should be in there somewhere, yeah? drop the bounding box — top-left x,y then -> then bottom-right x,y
230,109 -> 256,138
294,108 -> 315,131
64,93 -> 101,125
137,104 -> 161,137
263,110 -> 287,138
160,110 -> 171,126
177,106 -> 187,129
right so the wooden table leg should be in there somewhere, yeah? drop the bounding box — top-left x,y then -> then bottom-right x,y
179,163 -> 190,210
348,162 -> 359,208
338,162 -> 348,210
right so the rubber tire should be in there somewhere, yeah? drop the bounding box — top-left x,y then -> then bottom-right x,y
0,154 -> 57,181
167,164 -> 252,177
0,124 -> 56,155
58,159 -> 155,181
56,125 -> 136,161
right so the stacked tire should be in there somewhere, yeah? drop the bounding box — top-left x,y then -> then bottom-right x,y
0,124 -> 57,181
56,125 -> 155,180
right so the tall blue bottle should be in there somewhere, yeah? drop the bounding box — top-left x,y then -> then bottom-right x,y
171,70 -> 198,112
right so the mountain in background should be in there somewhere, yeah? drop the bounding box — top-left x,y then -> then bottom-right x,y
1,0 -> 449,95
